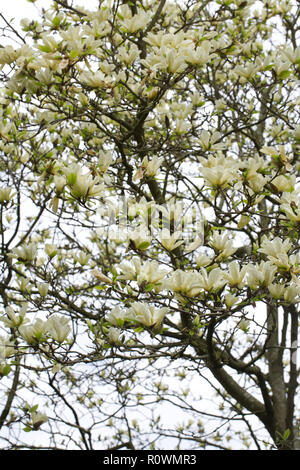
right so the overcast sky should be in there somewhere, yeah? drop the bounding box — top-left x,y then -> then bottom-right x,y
1,0 -> 99,28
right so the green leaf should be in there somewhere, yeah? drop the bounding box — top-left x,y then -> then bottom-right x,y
282,429 -> 290,441
1,365 -> 11,376
137,241 -> 150,251
144,283 -> 157,291
23,426 -> 32,432
69,50 -> 79,59
67,173 -> 77,186
52,16 -> 61,28
38,45 -> 51,53
134,327 -> 144,333
278,70 -> 291,79
29,404 -> 39,413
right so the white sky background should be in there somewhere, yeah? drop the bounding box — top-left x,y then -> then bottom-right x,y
1,0 -> 97,19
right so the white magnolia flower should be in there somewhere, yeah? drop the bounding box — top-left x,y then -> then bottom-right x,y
209,231 -> 237,259
280,46 -> 300,64
268,283 -> 285,300
200,166 -> 235,188
1,305 -> 28,328
64,164 -> 103,199
235,63 -> 259,79
46,315 -> 71,343
160,229 -> 184,251
119,11 -> 149,34
271,174 -> 295,192
224,261 -> 247,288
128,227 -> 152,250
195,253 -> 213,267
162,48 -> 186,73
53,175 -> 66,194
128,302 -> 168,328
284,283 -> 300,304
31,411 -> 48,430
117,45 -> 140,65
75,251 -> 91,266
197,267 -> 226,292
281,199 -> 300,222
11,243 -> 37,262
184,42 -> 215,66
198,130 -> 225,152
19,318 -> 48,344
246,261 -> 277,288
225,293 -> 240,308
79,70 -> 115,89
0,45 -> 19,65
0,336 -> 15,359
242,157 -> 268,192
106,306 -> 127,326
258,236 -> 292,259
136,260 -> 168,285
164,270 -> 203,297
261,145 -> 292,171
0,187 -> 14,204
45,244 -> 58,258
117,257 -> 142,281
98,150 -> 113,173
143,156 -> 164,177
107,327 -> 122,344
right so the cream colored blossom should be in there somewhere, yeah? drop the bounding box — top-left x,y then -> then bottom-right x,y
46,315 -> 71,343
117,257 -> 142,281
197,267 -> 226,292
19,318 -> 48,344
261,145 -> 292,171
64,164 -> 103,199
198,130 -> 225,152
37,283 -> 50,297
284,283 -> 300,303
98,150 -> 113,173
268,283 -> 285,300
0,336 -> 15,359
209,231 -> 237,259
128,302 -> 168,328
107,327 -> 121,344
246,261 -> 277,288
119,10 -> 149,34
224,261 -> 247,288
225,293 -> 240,308
258,237 -> 292,259
281,193 -> 300,222
31,411 -> 48,430
2,305 -> 28,328
79,70 -> 114,88
160,229 -> 184,251
133,156 -> 164,181
200,166 -> 234,189
164,270 -> 203,297
136,260 -> 168,285
184,42 -> 215,66
11,243 -> 37,262
195,253 -> 213,268
271,174 -> 295,192
0,187 -> 14,204
106,306 -> 127,326
128,227 -> 152,250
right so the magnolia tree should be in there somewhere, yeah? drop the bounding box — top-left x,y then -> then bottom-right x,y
0,0 -> 299,451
